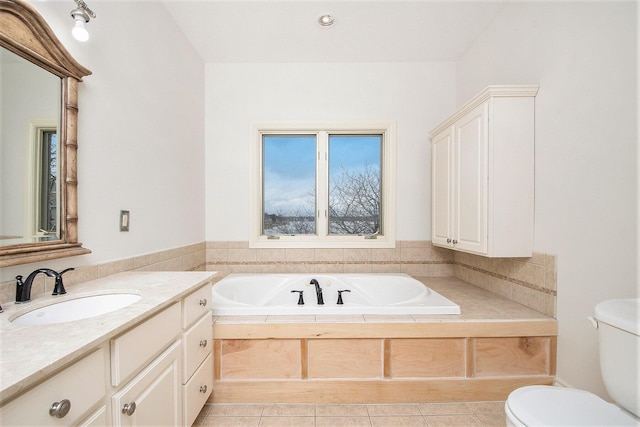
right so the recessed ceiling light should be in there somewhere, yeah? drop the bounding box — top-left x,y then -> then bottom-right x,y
318,14 -> 335,27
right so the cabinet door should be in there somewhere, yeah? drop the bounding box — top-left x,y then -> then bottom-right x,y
0,348 -> 106,426
112,340 -> 182,427
454,102 -> 488,254
431,125 -> 454,247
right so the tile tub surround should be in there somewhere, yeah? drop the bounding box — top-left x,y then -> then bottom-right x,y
194,401 -> 507,426
205,241 -> 557,318
211,277 -> 557,404
0,242 -> 206,305
0,270 -> 215,403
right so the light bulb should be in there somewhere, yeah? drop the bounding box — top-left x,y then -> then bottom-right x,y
318,14 -> 335,27
72,18 -> 89,42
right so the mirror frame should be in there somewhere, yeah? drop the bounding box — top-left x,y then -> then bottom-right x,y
0,0 -> 91,267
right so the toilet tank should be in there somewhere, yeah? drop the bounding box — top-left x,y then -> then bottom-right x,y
594,298 -> 640,417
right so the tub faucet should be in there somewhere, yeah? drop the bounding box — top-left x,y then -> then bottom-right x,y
15,268 -> 58,303
310,279 -> 324,305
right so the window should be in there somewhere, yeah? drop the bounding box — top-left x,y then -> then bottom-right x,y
38,130 -> 57,234
24,120 -> 59,240
251,122 -> 396,248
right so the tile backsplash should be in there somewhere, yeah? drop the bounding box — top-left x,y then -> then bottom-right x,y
205,241 -> 557,318
0,243 -> 206,305
205,240 -> 455,277
0,240 -> 557,318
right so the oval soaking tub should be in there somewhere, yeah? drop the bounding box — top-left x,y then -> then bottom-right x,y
211,273 -> 460,315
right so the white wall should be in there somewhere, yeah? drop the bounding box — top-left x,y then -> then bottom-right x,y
0,1 -> 205,281
457,2 -> 638,398
205,62 -> 456,241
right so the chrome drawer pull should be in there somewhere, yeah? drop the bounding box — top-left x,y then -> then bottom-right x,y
122,402 -> 136,416
49,399 -> 71,418
199,298 -> 207,307
199,385 -> 208,393
199,339 -> 208,348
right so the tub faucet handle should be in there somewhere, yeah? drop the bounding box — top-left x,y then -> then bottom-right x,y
291,290 -> 304,305
337,289 -> 351,305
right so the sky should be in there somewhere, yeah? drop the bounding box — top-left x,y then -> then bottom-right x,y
262,134 -> 381,215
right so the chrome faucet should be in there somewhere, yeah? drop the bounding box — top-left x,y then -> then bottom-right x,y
310,278 -> 324,305
15,267 -> 74,303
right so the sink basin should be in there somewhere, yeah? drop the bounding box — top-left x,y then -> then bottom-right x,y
11,293 -> 142,325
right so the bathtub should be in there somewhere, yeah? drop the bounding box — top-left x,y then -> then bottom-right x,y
211,273 -> 460,315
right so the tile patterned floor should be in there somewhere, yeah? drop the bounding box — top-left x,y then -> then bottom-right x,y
194,401 -> 506,426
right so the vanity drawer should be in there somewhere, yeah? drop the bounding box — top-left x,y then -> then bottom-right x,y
0,348 -> 106,426
111,302 -> 181,386
183,283 -> 212,329
183,353 -> 213,427
183,312 -> 213,382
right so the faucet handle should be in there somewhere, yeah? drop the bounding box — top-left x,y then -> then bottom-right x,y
337,289 -> 351,305
52,268 -> 74,296
291,290 -> 305,305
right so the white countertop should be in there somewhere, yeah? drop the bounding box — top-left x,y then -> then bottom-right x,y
0,271 -> 216,404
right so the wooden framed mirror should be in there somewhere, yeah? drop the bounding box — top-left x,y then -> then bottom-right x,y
0,0 -> 91,267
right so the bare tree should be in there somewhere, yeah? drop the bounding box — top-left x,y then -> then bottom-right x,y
263,165 -> 381,235
329,164 -> 380,234
264,207 -> 315,235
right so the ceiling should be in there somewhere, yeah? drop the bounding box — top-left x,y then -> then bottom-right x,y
162,1 -> 509,63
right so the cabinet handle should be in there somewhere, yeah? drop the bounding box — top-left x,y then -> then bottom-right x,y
199,339 -> 208,348
49,399 -> 71,418
452,239 -> 458,245
122,402 -> 136,416
199,298 -> 208,307
446,238 -> 452,243
199,385 -> 208,393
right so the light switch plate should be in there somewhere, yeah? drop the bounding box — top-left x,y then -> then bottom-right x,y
120,210 -> 130,232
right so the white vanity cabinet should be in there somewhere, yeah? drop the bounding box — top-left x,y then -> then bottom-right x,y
0,347 -> 108,426
111,341 -> 182,426
0,277 -> 214,427
430,85 -> 538,257
181,283 -> 214,426
110,282 -> 214,427
110,302 -> 182,426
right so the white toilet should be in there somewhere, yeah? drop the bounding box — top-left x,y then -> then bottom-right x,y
505,298 -> 640,426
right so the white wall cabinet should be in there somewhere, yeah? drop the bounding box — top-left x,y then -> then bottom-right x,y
430,85 -> 538,257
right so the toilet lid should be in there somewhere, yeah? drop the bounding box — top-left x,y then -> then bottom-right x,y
506,386 -> 639,426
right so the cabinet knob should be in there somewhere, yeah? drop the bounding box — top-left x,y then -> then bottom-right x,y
199,298 -> 208,307
49,399 -> 71,418
452,239 -> 458,245
199,339 -> 208,348
446,238 -> 452,243
199,385 -> 208,393
122,402 -> 137,416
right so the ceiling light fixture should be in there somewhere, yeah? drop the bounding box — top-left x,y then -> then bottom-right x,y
70,0 -> 96,42
318,14 -> 335,27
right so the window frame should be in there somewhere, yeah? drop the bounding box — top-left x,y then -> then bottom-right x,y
250,121 -> 396,248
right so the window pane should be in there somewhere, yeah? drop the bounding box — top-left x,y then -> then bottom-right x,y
40,130 -> 57,233
262,135 -> 316,235
328,135 -> 382,235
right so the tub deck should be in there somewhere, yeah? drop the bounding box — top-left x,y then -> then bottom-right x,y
211,276 -> 557,404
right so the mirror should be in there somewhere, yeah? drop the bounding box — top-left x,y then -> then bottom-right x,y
0,0 -> 91,267
1,47 -> 62,245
